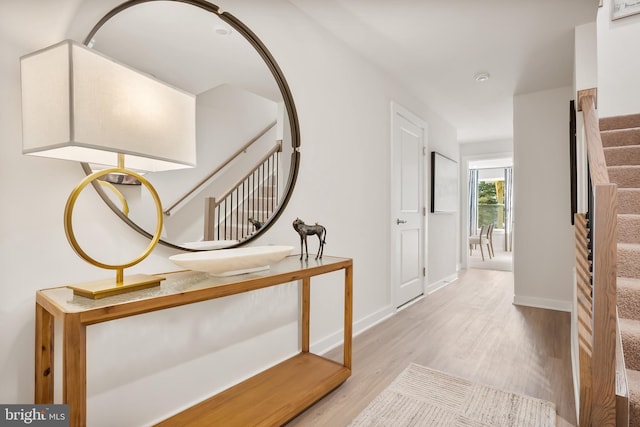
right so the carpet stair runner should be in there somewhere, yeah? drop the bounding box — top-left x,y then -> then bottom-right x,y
601,113 -> 640,426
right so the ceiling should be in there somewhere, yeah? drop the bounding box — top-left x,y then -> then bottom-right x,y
87,1 -> 282,101
2,0 -> 598,144
289,0 -> 598,143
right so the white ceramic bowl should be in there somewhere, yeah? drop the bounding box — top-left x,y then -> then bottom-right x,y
169,245 -> 293,276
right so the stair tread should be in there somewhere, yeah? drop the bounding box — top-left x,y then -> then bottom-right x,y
619,214 -> 640,244
608,165 -> 640,188
626,368 -> 640,426
628,368 -> 640,387
619,189 -> 640,215
602,146 -> 640,156
618,277 -> 640,322
605,145 -> 640,166
609,165 -> 640,170
628,368 -> 640,392
619,276 -> 640,287
601,112 -> 640,130
601,127 -> 640,147
601,127 -> 640,134
621,319 -> 640,372
618,243 -> 640,279
620,317 -> 640,328
605,144 -> 640,150
619,242 -> 640,250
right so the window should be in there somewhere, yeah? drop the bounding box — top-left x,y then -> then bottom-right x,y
477,178 -> 505,230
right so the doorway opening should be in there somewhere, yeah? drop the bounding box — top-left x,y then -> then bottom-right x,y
467,158 -> 513,271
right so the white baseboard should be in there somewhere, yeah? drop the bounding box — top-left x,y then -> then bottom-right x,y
310,304 -> 395,355
512,295 -> 572,312
427,273 -> 458,295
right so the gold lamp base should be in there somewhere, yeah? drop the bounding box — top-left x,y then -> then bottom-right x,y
64,166 -> 166,300
68,274 -> 165,299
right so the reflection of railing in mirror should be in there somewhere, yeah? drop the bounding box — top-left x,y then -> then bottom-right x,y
205,141 -> 282,241
164,120 -> 277,216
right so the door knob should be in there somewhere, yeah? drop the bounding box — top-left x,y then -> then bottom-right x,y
396,219 -> 407,224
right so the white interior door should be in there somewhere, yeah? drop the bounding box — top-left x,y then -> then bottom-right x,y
391,104 -> 426,308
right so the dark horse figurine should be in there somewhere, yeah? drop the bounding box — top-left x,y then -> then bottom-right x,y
292,218 -> 326,260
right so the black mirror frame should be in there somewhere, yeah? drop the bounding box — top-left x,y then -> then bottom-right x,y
82,0 -> 300,251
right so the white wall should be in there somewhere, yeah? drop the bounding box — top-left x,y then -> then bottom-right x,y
574,22 -> 598,95
597,1 -> 640,117
513,86 -> 575,311
574,22 -> 597,215
460,139 -> 513,159
427,114 -> 459,291
0,1 -> 458,425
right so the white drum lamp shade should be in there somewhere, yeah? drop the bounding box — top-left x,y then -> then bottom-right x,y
19,39 -> 197,299
20,39 -> 196,171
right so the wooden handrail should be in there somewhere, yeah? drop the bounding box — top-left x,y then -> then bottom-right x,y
580,93 -> 610,185
214,140 -> 281,204
164,120 -> 277,216
576,87 -> 622,426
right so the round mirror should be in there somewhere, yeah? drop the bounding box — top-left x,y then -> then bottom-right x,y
83,0 -> 300,251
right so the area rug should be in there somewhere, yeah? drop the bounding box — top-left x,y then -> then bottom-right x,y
349,364 -> 556,427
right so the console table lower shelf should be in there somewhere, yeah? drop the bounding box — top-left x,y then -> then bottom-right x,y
157,353 -> 350,426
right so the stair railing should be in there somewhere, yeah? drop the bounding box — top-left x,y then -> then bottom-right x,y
576,88 -> 624,426
164,120 -> 277,216
204,140 -> 282,241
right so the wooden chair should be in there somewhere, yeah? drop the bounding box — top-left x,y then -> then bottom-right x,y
469,225 -> 488,261
486,224 -> 495,258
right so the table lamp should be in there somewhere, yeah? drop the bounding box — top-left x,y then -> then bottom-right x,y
20,40 -> 196,299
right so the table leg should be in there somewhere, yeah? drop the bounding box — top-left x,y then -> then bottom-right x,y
344,265 -> 353,370
302,277 -> 311,353
63,314 -> 86,427
35,303 -> 54,403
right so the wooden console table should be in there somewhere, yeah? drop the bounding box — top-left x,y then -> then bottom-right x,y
35,256 -> 353,426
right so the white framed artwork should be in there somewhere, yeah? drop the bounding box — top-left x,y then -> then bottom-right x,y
430,151 -> 458,213
612,0 -> 640,20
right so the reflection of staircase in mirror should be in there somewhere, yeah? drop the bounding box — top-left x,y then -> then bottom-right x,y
204,146 -> 281,241
163,118 -> 283,243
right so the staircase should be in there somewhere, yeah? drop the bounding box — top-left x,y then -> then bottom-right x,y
601,112 -> 640,426
212,176 -> 278,240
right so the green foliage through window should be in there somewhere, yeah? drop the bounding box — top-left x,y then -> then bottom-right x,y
478,181 -> 497,204
477,180 -> 504,230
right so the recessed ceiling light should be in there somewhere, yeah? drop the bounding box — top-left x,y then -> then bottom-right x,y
474,72 -> 490,82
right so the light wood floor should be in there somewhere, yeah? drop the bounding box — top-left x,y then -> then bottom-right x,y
287,268 -> 577,426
